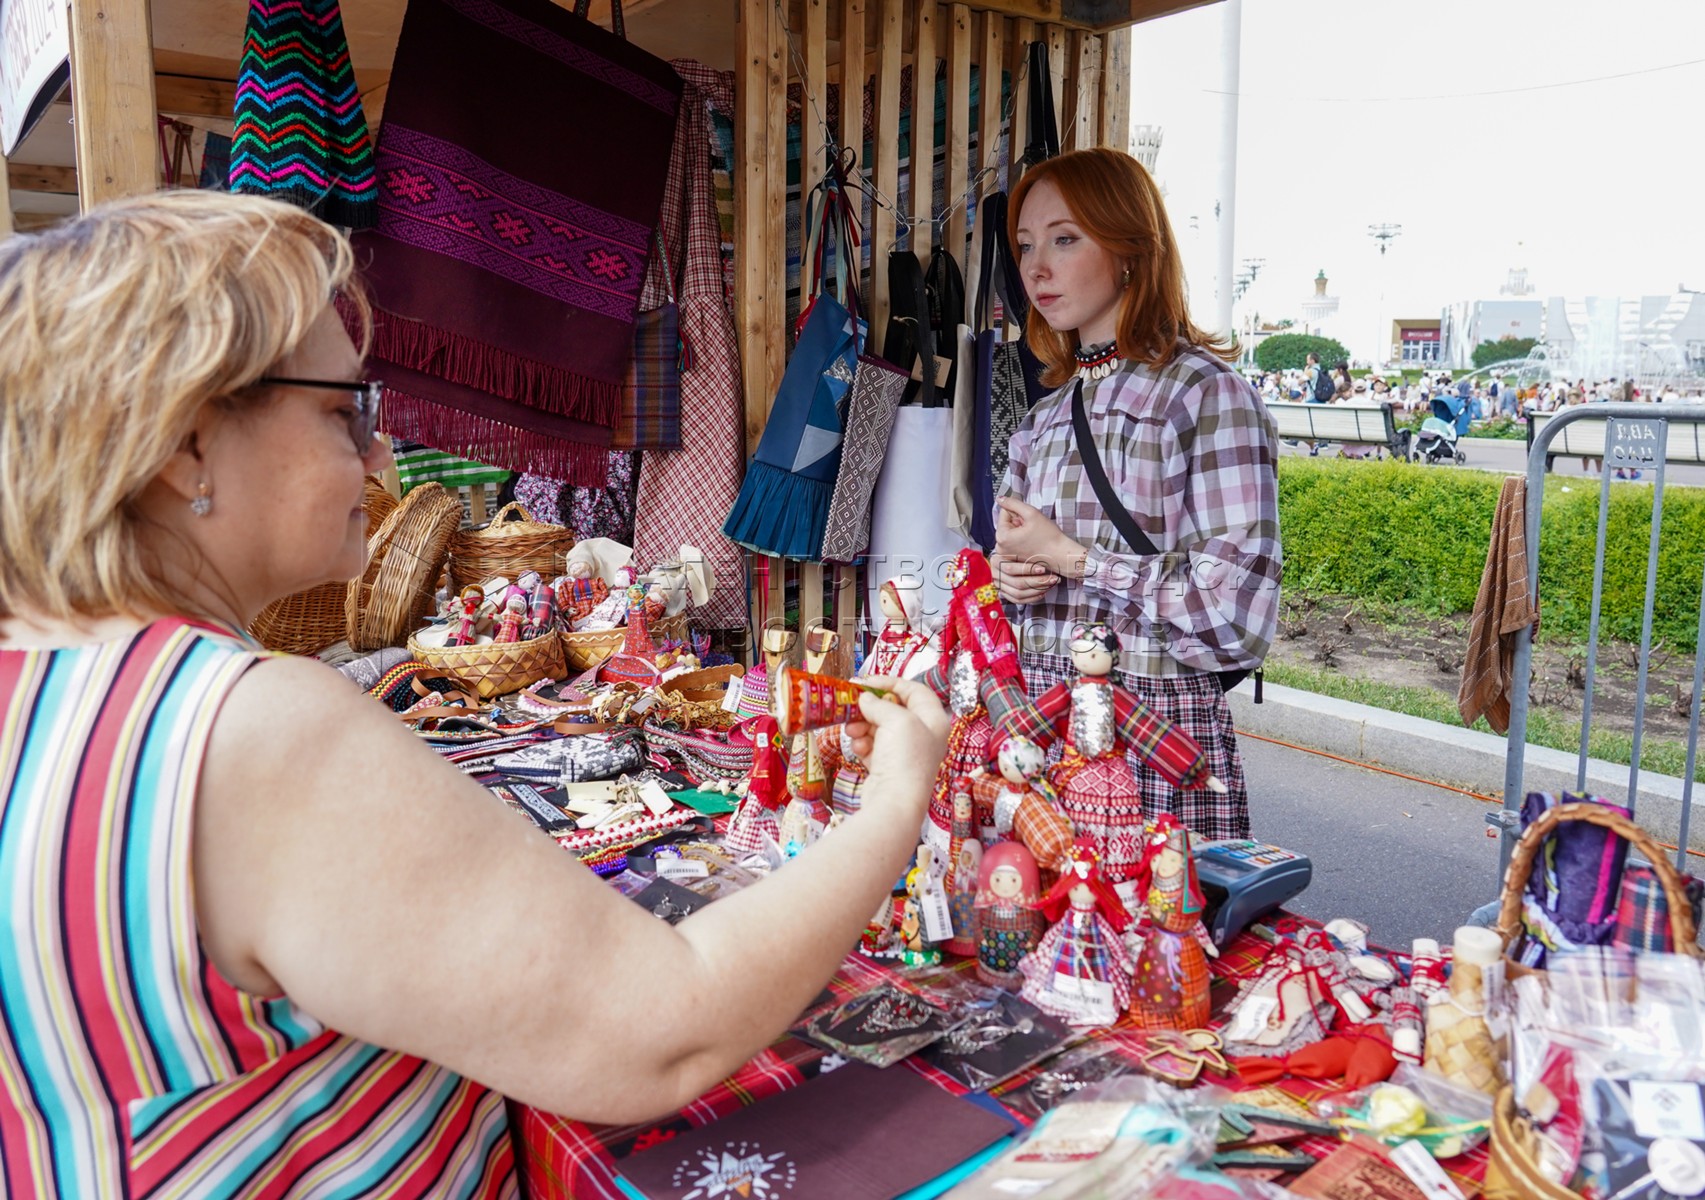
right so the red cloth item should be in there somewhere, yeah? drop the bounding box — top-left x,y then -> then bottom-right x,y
1231,1032 -> 1396,1089
940,549 -> 1024,684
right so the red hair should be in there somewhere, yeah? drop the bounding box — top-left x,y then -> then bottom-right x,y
1008,147 -> 1236,388
1039,840 -> 1130,933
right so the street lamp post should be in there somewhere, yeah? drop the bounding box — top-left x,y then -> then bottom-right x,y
1367,223 -> 1402,368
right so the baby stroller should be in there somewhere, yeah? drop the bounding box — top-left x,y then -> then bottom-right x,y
1409,393 -> 1470,466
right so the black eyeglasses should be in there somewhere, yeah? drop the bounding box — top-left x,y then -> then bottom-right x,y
256,377 -> 384,453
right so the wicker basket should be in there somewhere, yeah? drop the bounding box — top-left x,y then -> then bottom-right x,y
447,501 -> 575,593
1482,801 -> 1702,1198
346,482 -> 463,652
251,478 -> 399,655
407,628 -> 568,700
560,614 -> 688,670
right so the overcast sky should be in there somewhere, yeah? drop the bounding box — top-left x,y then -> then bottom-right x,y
1130,0 -> 1705,357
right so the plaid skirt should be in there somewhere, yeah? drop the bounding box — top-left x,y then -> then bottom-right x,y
1020,654 -> 1250,843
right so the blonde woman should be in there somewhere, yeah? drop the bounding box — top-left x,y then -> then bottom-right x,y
0,191 -> 948,1198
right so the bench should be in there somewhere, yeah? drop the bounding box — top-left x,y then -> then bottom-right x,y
1527,410 -> 1705,472
1263,401 -> 1409,459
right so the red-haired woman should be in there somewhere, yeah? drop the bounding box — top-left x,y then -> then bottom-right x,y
989,147 -> 1281,844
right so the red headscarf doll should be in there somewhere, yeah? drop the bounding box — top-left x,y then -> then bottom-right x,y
1018,841 -> 1135,1028
723,716 -> 788,857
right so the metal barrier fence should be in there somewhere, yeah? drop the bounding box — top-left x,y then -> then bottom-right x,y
1494,402 -> 1705,875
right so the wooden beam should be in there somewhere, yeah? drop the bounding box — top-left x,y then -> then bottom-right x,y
1070,31 -> 1100,150
799,0 -> 827,317
977,12 -> 1005,195
7,164 -> 78,194
13,212 -> 66,232
870,0 -> 902,338
736,0 -> 787,454
69,0 -> 160,209
1099,25 -> 1130,150
908,1 -> 937,247
153,73 -> 237,120
1008,18 -> 1034,175
838,0 -> 865,162
0,158 -> 12,240
942,4 -> 971,260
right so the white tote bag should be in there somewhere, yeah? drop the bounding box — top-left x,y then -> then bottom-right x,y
865,405 -> 972,631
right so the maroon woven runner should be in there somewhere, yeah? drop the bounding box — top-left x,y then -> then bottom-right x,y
354,0 -> 682,480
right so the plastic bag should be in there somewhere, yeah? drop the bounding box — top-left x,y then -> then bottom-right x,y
1315,1064 -> 1492,1159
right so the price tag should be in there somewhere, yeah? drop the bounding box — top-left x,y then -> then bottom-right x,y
657,857 -> 710,882
1050,972 -> 1115,1025
919,884 -> 955,944
1388,1139 -> 1467,1200
638,780 -> 675,817
1631,1080 -> 1705,1142
721,683 -> 744,713
1225,994 -> 1278,1043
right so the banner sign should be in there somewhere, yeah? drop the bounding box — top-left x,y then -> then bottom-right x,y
1,0 -> 71,156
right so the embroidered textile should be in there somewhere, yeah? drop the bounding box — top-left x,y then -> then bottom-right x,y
229,0 -> 378,228
354,0 -> 681,478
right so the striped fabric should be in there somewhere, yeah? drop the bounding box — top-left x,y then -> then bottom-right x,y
393,442 -> 511,493
229,0 -> 378,229
0,620 -> 515,1198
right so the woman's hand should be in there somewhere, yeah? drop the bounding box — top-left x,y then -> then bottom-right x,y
994,498 -> 1086,584
989,552 -> 1059,605
842,677 -> 949,822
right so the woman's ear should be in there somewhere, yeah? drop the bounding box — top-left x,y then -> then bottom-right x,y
154,407 -> 219,505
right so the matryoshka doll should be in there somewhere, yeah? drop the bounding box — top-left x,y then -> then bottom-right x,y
1017,841 -> 1133,1029
942,782 -> 983,957
973,842 -> 1043,988
1127,817 -> 1217,1031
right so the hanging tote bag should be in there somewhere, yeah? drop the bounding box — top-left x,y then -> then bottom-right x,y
721,162 -> 862,561
865,405 -> 972,626
614,231 -> 683,451
880,247 -> 939,408
820,353 -> 909,565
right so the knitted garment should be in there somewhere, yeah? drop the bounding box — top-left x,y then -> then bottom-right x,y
229,0 -> 377,228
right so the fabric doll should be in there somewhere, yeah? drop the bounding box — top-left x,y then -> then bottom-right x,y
1018,841 -> 1134,1029
723,716 -> 788,857
916,550 -> 1032,864
967,735 -> 1075,877
777,629 -> 838,854
576,561 -> 640,631
554,544 -> 611,622
642,546 -> 714,619
943,783 -> 982,957
521,571 -> 555,639
1012,624 -> 1217,881
860,574 -> 939,681
1127,817 -> 1218,1031
445,585 -> 484,647
974,842 -> 1043,988
817,725 -> 867,816
494,589 -> 527,644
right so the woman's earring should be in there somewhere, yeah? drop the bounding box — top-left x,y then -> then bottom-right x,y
190,481 -> 212,518
1121,266 -> 1132,288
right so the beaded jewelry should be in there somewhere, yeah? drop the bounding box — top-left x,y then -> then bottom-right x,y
1074,340 -> 1119,382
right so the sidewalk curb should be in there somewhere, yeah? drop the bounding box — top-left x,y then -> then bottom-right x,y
1226,680 -> 1704,852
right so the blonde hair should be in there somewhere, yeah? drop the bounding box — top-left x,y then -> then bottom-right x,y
0,190 -> 367,622
1008,147 -> 1235,387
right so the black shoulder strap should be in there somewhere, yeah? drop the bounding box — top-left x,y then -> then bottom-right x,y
882,249 -> 937,408
1070,378 -> 1158,555
1019,40 -> 1060,173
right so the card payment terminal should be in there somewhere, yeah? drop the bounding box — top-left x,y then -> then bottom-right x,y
1192,839 -> 1312,946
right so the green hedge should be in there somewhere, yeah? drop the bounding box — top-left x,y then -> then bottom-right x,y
1277,459 -> 1705,651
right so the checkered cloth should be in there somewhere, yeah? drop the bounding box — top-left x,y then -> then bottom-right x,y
393,442 -> 510,493
1002,348 -> 1280,679
613,271 -> 682,451
514,917 -> 1490,1199
630,62 -> 747,630
1019,657 -> 1250,843
1611,864 -> 1703,952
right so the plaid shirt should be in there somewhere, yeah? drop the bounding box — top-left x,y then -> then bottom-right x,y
1003,347 -> 1281,678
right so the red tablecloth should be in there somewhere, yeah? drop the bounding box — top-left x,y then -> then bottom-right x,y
513,923 -> 1491,1198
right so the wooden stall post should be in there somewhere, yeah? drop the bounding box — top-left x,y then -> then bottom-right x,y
870,0 -> 902,340
1099,26 -> 1130,151
68,0 -> 159,209
1069,32 -> 1100,150
0,155 -> 13,240
941,4 -> 971,261
1007,18 -> 1033,179
1045,24 -> 1066,133
838,0 -> 865,164
977,12 -> 1005,194
909,2 -> 938,244
802,0 -> 828,277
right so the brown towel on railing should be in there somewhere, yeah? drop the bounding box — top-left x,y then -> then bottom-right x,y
1459,475 -> 1535,733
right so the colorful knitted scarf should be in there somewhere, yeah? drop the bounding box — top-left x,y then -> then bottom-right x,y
352,0 -> 682,482
228,0 -> 377,228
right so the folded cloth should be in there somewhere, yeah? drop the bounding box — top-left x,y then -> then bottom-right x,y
229,0 -> 378,227
1458,475 -> 1533,733
354,0 -> 681,476
1232,1032 -> 1396,1090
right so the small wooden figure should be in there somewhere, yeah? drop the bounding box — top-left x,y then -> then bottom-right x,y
1018,841 -> 1134,1029
1127,818 -> 1218,1031
973,842 -> 1043,988
943,783 -> 982,957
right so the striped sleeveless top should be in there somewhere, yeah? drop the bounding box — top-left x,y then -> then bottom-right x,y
0,620 -> 517,1198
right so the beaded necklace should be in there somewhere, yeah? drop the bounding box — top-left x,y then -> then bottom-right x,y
1074,339 -> 1119,381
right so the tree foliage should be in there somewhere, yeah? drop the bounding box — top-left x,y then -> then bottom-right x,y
1254,333 -> 1351,372
1471,336 -> 1538,370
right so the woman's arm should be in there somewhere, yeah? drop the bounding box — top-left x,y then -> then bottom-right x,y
1075,372 -> 1282,674
192,658 -> 947,1125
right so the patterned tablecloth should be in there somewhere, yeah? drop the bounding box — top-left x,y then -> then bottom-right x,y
513,919 -> 1491,1198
